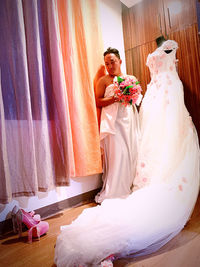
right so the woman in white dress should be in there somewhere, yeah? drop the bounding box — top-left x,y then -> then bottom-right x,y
54,40 -> 200,267
94,47 -> 140,203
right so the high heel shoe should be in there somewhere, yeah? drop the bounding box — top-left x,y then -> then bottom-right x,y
11,206 -> 41,234
11,206 -> 49,243
11,205 -> 19,234
28,210 -> 41,222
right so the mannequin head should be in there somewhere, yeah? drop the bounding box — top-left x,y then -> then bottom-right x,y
156,35 -> 167,47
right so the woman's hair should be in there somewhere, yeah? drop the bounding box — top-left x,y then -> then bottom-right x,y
156,36 -> 167,47
103,47 -> 120,59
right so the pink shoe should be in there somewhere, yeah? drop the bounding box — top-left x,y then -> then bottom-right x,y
28,210 -> 41,222
11,206 -> 20,234
101,254 -> 115,267
13,208 -> 49,243
11,206 -> 41,234
100,260 -> 113,267
27,220 -> 49,243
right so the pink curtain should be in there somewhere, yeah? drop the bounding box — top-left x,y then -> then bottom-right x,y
0,0 -> 104,204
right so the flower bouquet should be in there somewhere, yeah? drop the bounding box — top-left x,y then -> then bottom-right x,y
113,76 -> 142,106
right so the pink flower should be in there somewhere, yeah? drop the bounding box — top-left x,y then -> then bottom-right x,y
114,76 -> 142,106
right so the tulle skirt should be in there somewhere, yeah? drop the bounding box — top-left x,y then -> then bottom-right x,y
54,73 -> 200,267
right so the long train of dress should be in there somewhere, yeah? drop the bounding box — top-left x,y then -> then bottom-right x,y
54,40 -> 200,266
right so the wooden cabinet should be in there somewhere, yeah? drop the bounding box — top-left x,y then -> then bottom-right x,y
163,0 -> 197,34
123,0 -> 198,47
122,0 -> 164,48
125,42 -> 157,93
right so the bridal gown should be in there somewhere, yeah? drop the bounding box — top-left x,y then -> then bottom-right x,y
95,78 -> 140,203
54,40 -> 200,267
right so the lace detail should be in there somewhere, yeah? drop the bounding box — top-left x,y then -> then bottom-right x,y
160,40 -> 178,51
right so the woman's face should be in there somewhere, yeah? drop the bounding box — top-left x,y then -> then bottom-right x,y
104,53 -> 122,76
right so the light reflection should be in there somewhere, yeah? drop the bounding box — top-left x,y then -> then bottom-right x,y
168,1 -> 182,15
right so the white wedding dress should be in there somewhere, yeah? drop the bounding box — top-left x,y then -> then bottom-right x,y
54,40 -> 200,267
95,78 -> 140,203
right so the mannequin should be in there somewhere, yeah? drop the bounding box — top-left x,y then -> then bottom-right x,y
156,35 -> 178,71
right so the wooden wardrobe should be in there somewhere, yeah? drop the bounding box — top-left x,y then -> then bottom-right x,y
122,0 -> 200,139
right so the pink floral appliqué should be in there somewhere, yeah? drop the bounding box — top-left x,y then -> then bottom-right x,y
157,61 -> 163,67
169,66 -> 173,71
182,177 -> 187,183
142,177 -> 148,183
141,162 -> 145,168
161,53 -> 166,59
167,80 -> 172,85
178,185 -> 183,191
157,83 -> 161,89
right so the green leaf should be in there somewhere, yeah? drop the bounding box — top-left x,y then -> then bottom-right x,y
136,81 -> 140,85
117,76 -> 124,83
123,87 -> 128,94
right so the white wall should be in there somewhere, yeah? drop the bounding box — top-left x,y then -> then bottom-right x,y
0,0 -> 125,222
99,0 -> 126,74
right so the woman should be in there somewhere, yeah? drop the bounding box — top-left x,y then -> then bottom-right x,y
54,40 -> 200,266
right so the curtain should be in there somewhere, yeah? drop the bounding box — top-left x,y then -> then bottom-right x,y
0,0 -> 104,204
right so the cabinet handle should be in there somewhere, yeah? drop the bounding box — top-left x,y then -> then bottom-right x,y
167,8 -> 171,28
158,13 -> 162,33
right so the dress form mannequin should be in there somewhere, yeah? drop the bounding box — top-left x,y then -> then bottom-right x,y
156,35 -> 178,70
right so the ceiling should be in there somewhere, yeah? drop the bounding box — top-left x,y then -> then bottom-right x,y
120,0 -> 142,8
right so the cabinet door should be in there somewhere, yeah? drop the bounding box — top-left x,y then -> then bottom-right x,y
122,0 -> 165,49
122,4 -> 133,51
164,0 -> 197,34
125,41 -> 157,95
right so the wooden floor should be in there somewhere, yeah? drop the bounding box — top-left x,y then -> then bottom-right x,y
1,196 -> 200,267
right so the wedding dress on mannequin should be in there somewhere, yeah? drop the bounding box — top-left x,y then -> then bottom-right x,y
54,40 -> 200,267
